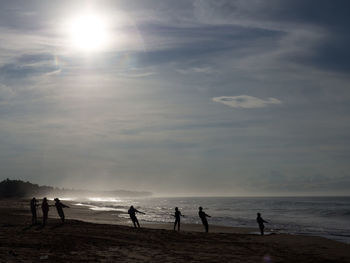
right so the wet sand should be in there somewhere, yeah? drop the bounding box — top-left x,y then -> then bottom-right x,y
0,199 -> 349,262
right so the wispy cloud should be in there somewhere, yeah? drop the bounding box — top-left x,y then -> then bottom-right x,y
177,66 -> 217,74
212,95 -> 282,108
0,1 -> 349,195
118,71 -> 156,78
0,84 -> 15,102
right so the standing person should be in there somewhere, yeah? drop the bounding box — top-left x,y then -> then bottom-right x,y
30,198 -> 39,225
256,212 -> 268,236
128,205 -> 145,228
54,198 -> 70,223
198,207 -> 211,233
41,197 -> 50,226
173,207 -> 184,232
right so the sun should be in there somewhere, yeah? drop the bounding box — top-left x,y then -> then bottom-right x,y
68,13 -> 110,52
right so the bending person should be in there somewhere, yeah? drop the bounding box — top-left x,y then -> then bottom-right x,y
41,197 -> 50,226
128,205 -> 145,228
198,207 -> 211,233
54,198 -> 70,223
30,197 -> 39,225
256,212 -> 268,236
173,207 -> 184,232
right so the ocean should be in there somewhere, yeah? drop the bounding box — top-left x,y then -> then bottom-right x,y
74,196 -> 350,243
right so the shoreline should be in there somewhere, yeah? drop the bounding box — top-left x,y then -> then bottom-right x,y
4,198 -> 349,242
66,200 -> 350,243
1,199 -> 350,262
40,199 -> 263,234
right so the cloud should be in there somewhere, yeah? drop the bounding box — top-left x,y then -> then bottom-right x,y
1,1 -> 350,195
0,84 -> 15,102
177,66 -> 217,74
212,95 -> 282,108
118,71 -> 156,78
246,171 -> 350,194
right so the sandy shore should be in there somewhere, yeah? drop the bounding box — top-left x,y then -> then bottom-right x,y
0,199 -> 349,262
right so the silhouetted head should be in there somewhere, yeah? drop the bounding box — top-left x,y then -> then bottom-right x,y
54,198 -> 59,202
32,197 -> 36,201
175,207 -> 178,211
130,205 -> 134,209
43,197 -> 47,202
199,206 -> 203,211
257,213 -> 261,217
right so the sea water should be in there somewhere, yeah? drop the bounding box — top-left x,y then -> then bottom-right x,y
75,196 -> 350,243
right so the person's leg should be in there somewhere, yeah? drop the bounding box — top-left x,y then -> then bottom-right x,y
201,220 -> 205,232
43,214 -> 47,226
174,219 -> 179,231
33,210 -> 37,224
259,225 -> 264,235
178,220 -> 180,232
31,210 -> 35,225
205,222 -> 209,233
136,218 -> 140,228
130,217 -> 136,228
59,212 -> 65,223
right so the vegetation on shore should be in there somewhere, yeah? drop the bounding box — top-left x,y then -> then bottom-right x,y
0,179 -> 152,198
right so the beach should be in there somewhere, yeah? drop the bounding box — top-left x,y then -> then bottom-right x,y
0,199 -> 349,262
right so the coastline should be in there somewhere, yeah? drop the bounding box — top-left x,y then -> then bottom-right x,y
41,200 -> 267,234
1,199 -> 350,262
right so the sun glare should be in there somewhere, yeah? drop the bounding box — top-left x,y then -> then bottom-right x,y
69,13 -> 110,52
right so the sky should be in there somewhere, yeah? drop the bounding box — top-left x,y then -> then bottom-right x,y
1,0 -> 350,196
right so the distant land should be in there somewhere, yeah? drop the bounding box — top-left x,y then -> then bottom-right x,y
0,179 -> 152,198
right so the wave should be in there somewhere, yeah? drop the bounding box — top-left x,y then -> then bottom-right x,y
73,196 -> 350,243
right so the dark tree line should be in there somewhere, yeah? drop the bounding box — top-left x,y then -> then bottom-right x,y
0,179 -> 54,198
0,179 -> 152,198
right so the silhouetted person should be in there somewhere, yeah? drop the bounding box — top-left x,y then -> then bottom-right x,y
41,197 -> 50,226
257,212 -> 268,236
54,198 -> 70,223
198,207 -> 211,233
30,197 -> 39,225
173,207 -> 184,231
128,205 -> 145,228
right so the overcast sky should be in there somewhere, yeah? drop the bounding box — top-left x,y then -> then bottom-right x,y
1,0 -> 350,196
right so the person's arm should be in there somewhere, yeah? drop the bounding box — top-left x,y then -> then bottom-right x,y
263,219 -> 268,223
205,213 -> 211,218
135,209 -> 145,215
62,203 -> 70,208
